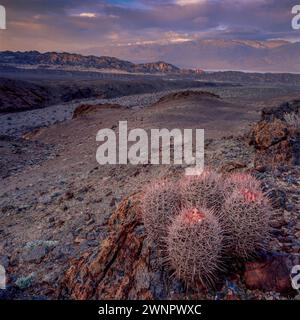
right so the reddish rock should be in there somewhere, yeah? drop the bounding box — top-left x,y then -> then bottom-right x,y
250,119 -> 288,149
249,101 -> 300,167
249,119 -> 300,167
59,194 -> 154,299
269,218 -> 287,229
243,253 -> 300,295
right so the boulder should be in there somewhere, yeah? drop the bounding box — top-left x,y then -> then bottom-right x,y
261,100 -> 300,122
243,253 -> 300,295
59,194 -> 156,299
249,119 -> 300,167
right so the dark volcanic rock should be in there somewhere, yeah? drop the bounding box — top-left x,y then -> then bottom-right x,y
249,108 -> 300,167
261,100 -> 300,122
0,78 -> 52,113
243,253 -> 300,295
22,245 -> 48,264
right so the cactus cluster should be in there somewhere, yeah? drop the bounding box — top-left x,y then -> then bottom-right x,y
141,169 -> 272,287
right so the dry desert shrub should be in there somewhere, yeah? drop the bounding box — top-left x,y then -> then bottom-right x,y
284,112 -> 300,129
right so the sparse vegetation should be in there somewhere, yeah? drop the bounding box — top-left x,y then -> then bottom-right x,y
142,170 -> 272,287
15,273 -> 35,290
284,112 -> 300,129
24,240 -> 58,250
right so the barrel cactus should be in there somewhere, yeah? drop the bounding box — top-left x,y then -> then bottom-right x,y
166,207 -> 223,287
141,179 -> 182,252
224,172 -> 261,195
181,169 -> 225,211
222,188 -> 271,259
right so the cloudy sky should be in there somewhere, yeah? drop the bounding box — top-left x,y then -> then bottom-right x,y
1,0 -> 299,52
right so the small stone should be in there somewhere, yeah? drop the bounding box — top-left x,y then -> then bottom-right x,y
39,195 -> 52,205
295,231 -> 300,238
22,245 -> 47,263
86,219 -> 95,226
64,191 -> 74,200
86,233 -> 96,241
0,255 -> 9,269
283,211 -> 291,223
110,197 -> 117,207
48,217 -> 55,223
74,237 -> 85,245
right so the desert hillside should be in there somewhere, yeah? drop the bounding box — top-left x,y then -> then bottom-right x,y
1,87 -> 300,299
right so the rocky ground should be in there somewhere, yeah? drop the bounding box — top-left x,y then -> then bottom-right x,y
0,89 -> 300,300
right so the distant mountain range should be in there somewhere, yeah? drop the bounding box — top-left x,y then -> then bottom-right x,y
0,51 -> 189,74
80,39 -> 300,73
2,39 -> 300,74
